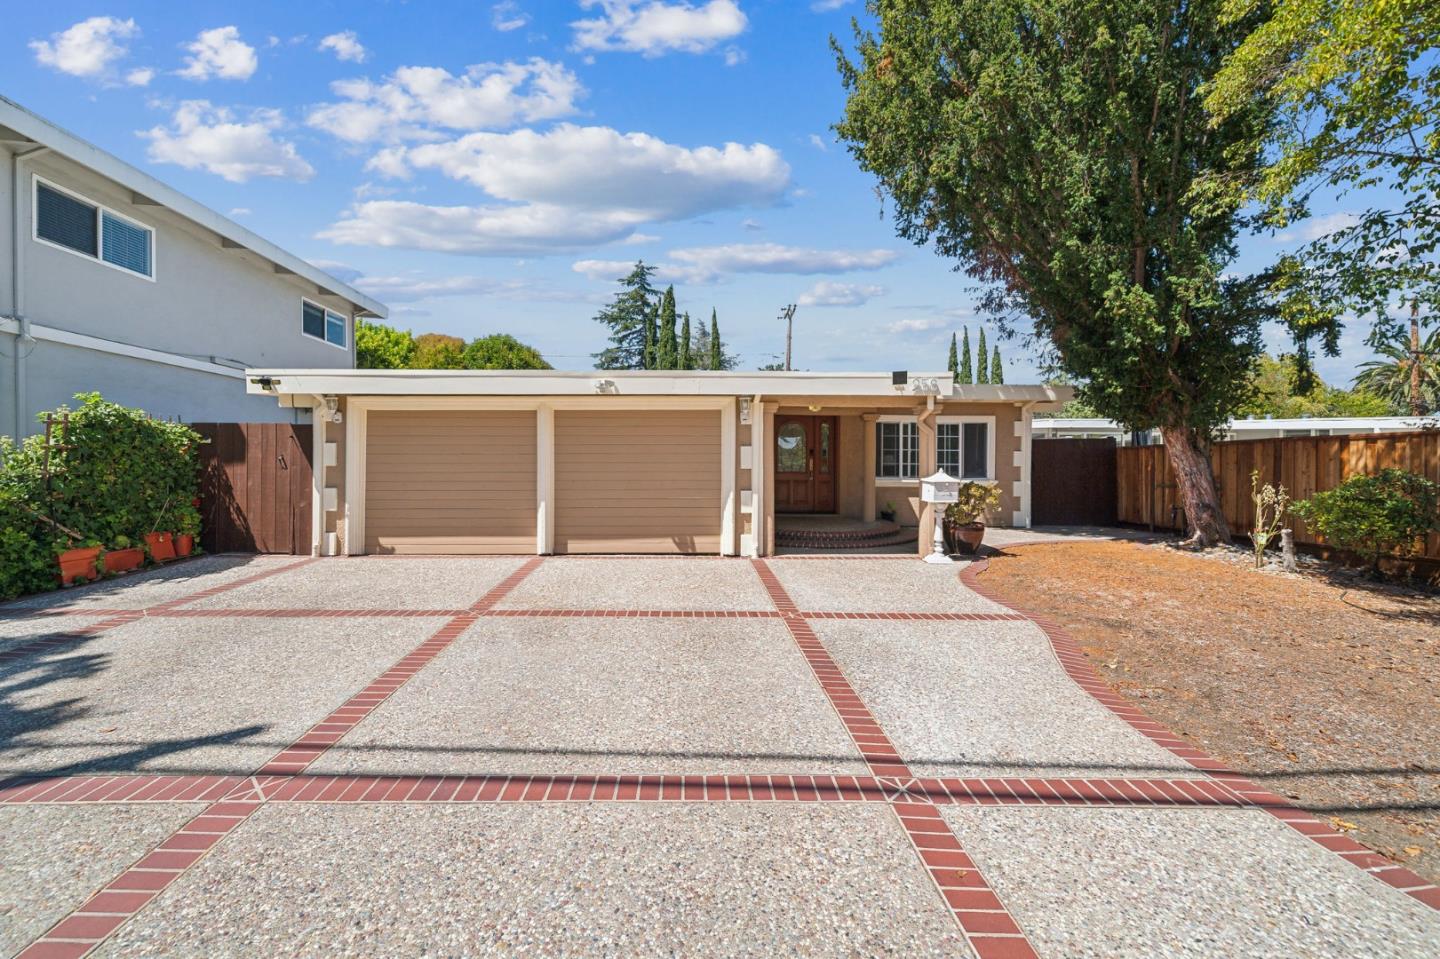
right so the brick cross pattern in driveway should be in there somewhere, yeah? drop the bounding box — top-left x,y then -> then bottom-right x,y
1,552 -> 1437,958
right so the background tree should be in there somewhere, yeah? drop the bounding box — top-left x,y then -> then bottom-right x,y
1206,0 -> 1439,364
412,333 -> 467,370
593,261 -> 660,370
836,0 -> 1275,545
462,334 -> 552,370
656,286 -> 679,369
643,304 -> 658,370
355,319 -> 416,369
958,327 -> 973,384
1353,326 -> 1440,416
679,312 -> 693,370
709,310 -> 724,370
990,345 -> 1004,384
947,333 -> 959,378
1242,354 -> 1397,416
976,328 -> 989,384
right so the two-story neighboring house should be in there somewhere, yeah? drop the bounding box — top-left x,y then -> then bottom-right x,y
0,95 -> 386,439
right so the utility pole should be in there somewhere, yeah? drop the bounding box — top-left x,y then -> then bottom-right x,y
778,304 -> 796,371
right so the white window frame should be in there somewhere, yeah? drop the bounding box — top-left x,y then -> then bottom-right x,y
32,174 -> 156,282
874,415 -> 920,485
301,297 -> 350,350
938,414 -> 997,482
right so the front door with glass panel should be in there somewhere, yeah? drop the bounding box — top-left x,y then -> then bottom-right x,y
775,415 -> 837,513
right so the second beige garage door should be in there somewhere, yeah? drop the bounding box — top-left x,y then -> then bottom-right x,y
554,410 -> 721,554
365,410 -> 536,554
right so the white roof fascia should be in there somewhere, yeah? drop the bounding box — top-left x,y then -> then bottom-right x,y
0,96 -> 386,319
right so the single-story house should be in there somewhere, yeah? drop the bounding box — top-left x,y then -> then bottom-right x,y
246,369 -> 1070,558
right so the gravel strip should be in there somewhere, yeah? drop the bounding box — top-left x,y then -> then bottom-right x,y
942,805 -> 1440,958
0,555 -> 294,612
496,557 -> 775,611
308,616 -> 868,776
97,803 -> 969,959
179,556 -> 528,610
766,558 -> 1009,613
0,616 -> 447,777
0,804 -> 202,956
816,619 -> 1202,778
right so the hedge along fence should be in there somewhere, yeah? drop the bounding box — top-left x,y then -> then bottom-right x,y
0,393 -> 202,601
1115,431 -> 1440,564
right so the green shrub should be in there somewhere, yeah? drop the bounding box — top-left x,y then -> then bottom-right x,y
1292,469 -> 1440,576
0,393 -> 202,600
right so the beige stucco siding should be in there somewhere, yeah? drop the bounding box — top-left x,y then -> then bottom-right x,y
554,409 -> 721,554
364,410 -> 536,554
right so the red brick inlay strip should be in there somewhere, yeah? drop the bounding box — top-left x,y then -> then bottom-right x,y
960,554 -> 1440,912
16,558 -> 548,958
751,558 -> 1038,958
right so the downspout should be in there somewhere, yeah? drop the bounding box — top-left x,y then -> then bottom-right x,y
8,145 -> 49,438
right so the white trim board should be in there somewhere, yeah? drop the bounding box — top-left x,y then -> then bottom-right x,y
0,317 -> 245,379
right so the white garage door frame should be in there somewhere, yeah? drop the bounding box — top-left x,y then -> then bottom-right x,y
344,396 -> 737,557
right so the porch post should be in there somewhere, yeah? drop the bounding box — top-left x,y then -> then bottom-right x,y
861,413 -> 878,522
916,405 -> 938,558
764,402 -> 777,556
719,399 -> 737,556
536,403 -> 555,554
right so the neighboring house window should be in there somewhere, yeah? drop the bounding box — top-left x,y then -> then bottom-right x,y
302,299 -> 348,348
875,421 -> 919,480
34,178 -> 154,279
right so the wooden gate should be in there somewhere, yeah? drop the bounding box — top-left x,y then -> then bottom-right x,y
1031,438 -> 1117,526
192,423 -> 313,554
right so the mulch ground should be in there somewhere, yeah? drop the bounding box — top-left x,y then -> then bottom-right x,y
976,538 -> 1440,885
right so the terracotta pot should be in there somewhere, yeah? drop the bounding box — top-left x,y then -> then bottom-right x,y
57,546 -> 102,586
145,531 -> 177,562
944,520 -> 986,556
102,547 -> 145,574
174,534 -> 195,557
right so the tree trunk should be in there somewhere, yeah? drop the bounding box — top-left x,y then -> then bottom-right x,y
1409,300 -> 1423,418
1158,425 -> 1230,547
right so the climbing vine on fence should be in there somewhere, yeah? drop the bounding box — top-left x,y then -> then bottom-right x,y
0,393 -> 201,600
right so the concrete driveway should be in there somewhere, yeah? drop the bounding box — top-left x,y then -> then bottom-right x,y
2,553 -> 1437,958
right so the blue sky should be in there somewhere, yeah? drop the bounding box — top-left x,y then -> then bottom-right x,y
3,1 -> 1383,383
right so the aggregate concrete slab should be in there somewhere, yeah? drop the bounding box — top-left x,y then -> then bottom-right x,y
179,556 -> 529,610
0,803 -> 202,956
97,803 -> 970,959
766,558 -> 1010,613
942,805 -> 1440,958
308,616 -> 868,776
0,617 -> 109,654
0,555 -> 296,612
0,616 -> 446,777
816,619 -> 1201,778
496,557 -> 775,611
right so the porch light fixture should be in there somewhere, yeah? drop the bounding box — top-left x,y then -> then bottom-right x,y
739,397 -> 752,424
807,404 -> 822,412
593,378 -> 618,394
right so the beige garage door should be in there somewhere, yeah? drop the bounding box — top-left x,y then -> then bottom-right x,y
365,410 -> 536,554
554,410 -> 721,554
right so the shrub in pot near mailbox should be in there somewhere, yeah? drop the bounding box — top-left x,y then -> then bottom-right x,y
943,482 -> 1001,555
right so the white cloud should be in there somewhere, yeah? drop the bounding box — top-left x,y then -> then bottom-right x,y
741,217 -> 762,231
623,232 -> 660,245
885,317 -> 949,334
125,67 -> 155,87
665,243 -> 898,281
810,0 -> 852,10
30,16 -> 138,78
318,31 -> 367,63
798,281 -> 886,307
142,101 -> 314,183
319,201 -> 650,255
808,133 -> 828,152
307,59 -> 583,143
723,46 -> 746,67
1274,211 -> 1360,244
572,0 -> 746,56
229,207 -> 252,217
492,2 -> 531,31
179,26 -> 258,81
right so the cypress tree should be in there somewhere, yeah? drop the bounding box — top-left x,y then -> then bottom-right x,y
959,327 -> 973,384
947,332 -> 959,378
976,328 -> 989,384
679,312 -> 693,370
656,286 -> 678,369
643,303 -> 658,369
990,345 -> 1004,384
709,310 -> 723,371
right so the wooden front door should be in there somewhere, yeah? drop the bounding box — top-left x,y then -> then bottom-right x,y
775,415 -> 837,513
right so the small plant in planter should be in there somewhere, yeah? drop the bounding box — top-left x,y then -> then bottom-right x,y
880,500 -> 897,523
174,506 -> 201,557
144,530 -> 177,563
57,539 -> 103,586
942,482 -> 1002,555
102,535 -> 145,575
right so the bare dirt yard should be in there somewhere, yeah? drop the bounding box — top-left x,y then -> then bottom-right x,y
976,538 -> 1440,886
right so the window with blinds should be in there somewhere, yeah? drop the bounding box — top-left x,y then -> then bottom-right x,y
35,179 -> 153,278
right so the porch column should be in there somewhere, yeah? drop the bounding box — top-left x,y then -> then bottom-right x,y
764,402 -> 777,556
916,405 -> 937,558
536,403 -> 555,554
861,413 -> 878,522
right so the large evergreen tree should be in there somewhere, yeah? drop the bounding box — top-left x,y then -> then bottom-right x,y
947,333 -> 959,378
990,345 -> 1004,384
836,0 -> 1276,545
593,261 -> 660,370
958,327 -> 973,384
656,286 -> 678,369
679,312 -> 693,370
643,304 -> 658,370
976,328 -> 989,384
709,310 -> 736,370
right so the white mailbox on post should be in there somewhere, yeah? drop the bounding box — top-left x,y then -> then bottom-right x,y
920,469 -> 960,564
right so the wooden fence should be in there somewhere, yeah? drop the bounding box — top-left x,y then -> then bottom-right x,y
192,423 -> 313,555
1033,438 -> 1117,526
1116,431 -> 1440,561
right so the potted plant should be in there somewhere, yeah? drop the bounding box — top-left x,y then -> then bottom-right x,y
943,482 -> 1002,555
57,539 -> 103,585
144,530 -> 177,563
174,506 -> 201,557
102,535 -> 145,574
879,500 -> 897,523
